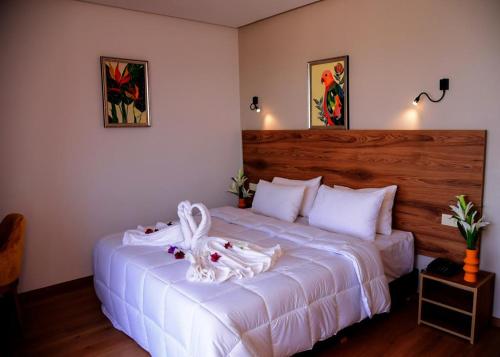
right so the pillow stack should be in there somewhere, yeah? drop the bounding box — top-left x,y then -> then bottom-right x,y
309,185 -> 386,241
251,177 -> 321,222
251,175 -> 397,241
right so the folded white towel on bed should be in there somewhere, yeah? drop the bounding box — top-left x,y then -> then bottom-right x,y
177,200 -> 281,283
122,200 -> 281,282
186,237 -> 282,283
122,222 -> 183,246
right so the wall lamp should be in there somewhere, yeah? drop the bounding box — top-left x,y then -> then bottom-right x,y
413,78 -> 449,105
249,96 -> 261,112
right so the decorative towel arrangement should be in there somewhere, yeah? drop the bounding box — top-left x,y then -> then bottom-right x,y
122,200 -> 281,283
122,222 -> 184,247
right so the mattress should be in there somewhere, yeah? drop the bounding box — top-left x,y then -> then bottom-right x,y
295,216 -> 414,282
93,207 -> 410,357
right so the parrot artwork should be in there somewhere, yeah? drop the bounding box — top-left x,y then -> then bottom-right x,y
313,62 -> 345,127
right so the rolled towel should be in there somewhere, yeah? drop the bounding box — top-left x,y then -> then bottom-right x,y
122,222 -> 183,246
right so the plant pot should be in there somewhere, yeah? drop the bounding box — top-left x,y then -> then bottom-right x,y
238,198 -> 247,209
463,248 -> 479,283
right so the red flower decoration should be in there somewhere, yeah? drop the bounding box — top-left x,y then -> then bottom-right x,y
167,246 -> 176,254
174,251 -> 185,259
224,242 -> 232,249
210,252 -> 221,262
334,63 -> 344,75
145,228 -> 154,234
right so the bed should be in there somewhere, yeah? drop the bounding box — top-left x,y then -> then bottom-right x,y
94,206 -> 414,357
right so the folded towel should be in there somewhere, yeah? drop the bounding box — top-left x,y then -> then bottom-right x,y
122,200 -> 281,283
186,237 -> 282,283
122,222 -> 183,247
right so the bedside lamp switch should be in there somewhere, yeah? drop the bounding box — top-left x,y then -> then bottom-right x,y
441,214 -> 457,227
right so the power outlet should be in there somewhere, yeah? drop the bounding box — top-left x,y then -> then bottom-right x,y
249,183 -> 257,191
441,214 -> 457,227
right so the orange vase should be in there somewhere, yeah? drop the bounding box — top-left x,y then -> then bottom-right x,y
238,198 -> 247,209
463,249 -> 479,283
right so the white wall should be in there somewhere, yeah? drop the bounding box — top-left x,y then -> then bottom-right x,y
0,0 -> 241,292
238,0 -> 500,316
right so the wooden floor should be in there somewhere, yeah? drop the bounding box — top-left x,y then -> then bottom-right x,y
3,279 -> 500,357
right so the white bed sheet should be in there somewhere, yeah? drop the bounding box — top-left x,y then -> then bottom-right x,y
93,207 -> 400,357
295,216 -> 414,282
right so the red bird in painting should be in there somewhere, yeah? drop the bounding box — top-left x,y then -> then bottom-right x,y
320,64 -> 345,126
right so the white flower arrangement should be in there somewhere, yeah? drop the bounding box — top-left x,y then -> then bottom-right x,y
449,195 -> 489,250
228,168 -> 253,199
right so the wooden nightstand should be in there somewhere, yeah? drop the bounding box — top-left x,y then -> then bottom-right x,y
418,270 -> 495,344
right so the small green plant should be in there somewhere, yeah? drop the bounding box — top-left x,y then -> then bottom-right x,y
449,195 -> 489,250
228,168 -> 253,199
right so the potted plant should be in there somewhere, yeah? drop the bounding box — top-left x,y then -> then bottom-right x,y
228,168 -> 253,208
449,195 -> 490,283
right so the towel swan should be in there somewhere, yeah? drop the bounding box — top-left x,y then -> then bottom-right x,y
123,200 -> 281,283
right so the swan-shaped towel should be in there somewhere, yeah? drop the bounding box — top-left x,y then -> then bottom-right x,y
123,200 -> 281,283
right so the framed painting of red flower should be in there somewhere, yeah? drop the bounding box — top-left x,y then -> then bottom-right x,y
100,57 -> 151,127
308,55 -> 349,129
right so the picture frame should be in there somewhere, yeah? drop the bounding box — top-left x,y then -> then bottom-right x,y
308,55 -> 349,129
100,56 -> 151,127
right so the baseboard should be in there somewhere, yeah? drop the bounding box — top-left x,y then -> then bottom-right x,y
19,276 -> 93,303
492,317 -> 500,328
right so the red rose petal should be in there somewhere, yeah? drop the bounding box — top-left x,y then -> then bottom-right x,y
224,242 -> 232,249
145,228 -> 154,234
210,252 -> 221,262
174,251 -> 185,259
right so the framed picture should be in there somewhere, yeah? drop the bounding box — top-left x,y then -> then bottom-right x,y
100,57 -> 151,127
308,55 -> 349,129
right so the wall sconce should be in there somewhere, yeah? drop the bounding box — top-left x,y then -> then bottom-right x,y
413,78 -> 449,105
249,96 -> 261,113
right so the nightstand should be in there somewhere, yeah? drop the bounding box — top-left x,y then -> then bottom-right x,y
418,270 -> 495,344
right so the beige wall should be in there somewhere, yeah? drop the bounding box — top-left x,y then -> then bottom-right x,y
239,0 -> 500,316
0,0 -> 241,292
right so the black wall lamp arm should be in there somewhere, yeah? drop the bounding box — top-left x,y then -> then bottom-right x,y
413,78 -> 449,105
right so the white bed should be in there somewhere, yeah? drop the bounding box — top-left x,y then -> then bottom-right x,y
93,207 -> 414,357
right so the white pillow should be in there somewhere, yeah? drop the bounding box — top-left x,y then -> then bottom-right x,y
335,185 -> 397,235
272,176 -> 322,217
252,180 -> 305,222
309,185 -> 385,241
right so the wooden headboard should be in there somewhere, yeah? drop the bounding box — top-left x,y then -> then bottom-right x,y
242,130 -> 486,262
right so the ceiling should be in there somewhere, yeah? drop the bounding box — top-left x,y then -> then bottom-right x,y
80,0 -> 320,28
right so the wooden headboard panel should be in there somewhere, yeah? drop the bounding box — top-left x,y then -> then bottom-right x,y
242,130 -> 486,262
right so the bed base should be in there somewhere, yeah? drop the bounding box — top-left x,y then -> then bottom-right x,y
389,268 -> 419,307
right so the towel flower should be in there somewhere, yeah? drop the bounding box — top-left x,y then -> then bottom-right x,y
224,242 -> 232,249
210,252 -> 221,262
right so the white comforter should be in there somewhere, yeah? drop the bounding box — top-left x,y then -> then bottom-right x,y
93,207 -> 391,357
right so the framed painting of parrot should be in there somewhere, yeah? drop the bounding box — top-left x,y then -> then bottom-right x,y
308,55 -> 349,129
101,57 -> 151,127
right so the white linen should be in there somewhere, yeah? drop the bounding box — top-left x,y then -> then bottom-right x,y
373,230 -> 414,282
295,215 -> 414,282
335,184 -> 397,235
272,176 -> 321,217
94,206 -> 391,357
309,185 -> 385,241
251,180 -> 305,222
122,222 -> 183,246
